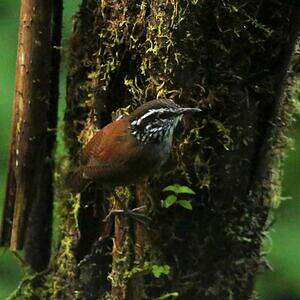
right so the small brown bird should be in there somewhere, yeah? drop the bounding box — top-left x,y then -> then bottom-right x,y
69,99 -> 201,192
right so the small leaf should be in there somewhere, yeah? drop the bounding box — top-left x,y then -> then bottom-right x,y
156,292 -> 179,300
161,264 -> 170,275
163,184 -> 196,195
152,264 -> 170,278
177,200 -> 193,210
163,184 -> 181,194
176,185 -> 196,195
162,195 -> 177,208
152,265 -> 162,278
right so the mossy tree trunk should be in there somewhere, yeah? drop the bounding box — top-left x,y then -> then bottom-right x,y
9,1 -> 299,299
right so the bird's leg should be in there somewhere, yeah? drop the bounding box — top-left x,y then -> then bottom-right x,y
102,190 -> 151,226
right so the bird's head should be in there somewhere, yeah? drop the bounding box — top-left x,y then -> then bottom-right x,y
129,99 -> 201,143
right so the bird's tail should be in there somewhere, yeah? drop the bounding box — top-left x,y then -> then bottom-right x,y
65,167 -> 89,193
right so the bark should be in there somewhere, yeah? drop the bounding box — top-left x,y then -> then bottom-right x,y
24,0 -> 63,272
0,0 -> 62,272
6,0 -> 300,299
111,190 -> 131,300
128,181 -> 151,300
0,0 -> 52,251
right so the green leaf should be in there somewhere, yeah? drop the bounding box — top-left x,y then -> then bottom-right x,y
152,264 -> 170,278
177,200 -> 193,210
163,184 -> 181,194
152,267 -> 161,278
176,185 -> 196,195
161,264 -> 170,275
163,184 -> 196,195
156,292 -> 179,300
162,195 -> 177,208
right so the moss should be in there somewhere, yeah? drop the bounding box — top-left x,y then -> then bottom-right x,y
33,191 -> 79,299
109,233 -> 132,288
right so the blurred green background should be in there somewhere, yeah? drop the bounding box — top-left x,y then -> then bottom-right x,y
0,1 -> 299,299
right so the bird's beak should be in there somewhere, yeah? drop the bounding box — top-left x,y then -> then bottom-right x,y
177,107 -> 202,115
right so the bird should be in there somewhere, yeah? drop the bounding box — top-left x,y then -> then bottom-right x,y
68,99 -> 201,193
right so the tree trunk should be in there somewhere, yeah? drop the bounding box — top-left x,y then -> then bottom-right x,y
7,0 -> 300,299
0,0 -> 58,273
0,0 -> 63,272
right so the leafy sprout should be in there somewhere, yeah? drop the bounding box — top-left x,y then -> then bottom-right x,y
162,184 -> 195,210
152,264 -> 170,278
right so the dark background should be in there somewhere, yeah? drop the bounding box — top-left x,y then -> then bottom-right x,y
0,1 -> 299,299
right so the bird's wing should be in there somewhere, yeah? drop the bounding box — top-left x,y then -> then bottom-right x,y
78,118 -> 141,181
80,130 -> 104,163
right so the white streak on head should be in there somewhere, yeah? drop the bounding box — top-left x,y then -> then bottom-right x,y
137,107 -> 173,124
137,109 -> 156,125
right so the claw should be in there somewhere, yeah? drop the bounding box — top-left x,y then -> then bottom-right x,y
102,205 -> 151,226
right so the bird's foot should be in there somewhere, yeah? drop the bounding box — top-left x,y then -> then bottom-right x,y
103,205 -> 151,226
125,206 -> 152,226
